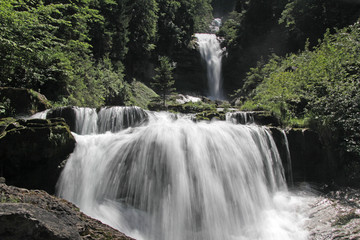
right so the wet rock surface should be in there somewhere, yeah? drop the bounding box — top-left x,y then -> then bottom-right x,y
305,187 -> 360,240
0,183 -> 134,240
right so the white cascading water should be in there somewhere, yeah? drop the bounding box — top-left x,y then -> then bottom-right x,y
55,110 -> 309,240
196,24 -> 224,100
32,106 -> 148,135
281,129 -> 294,185
226,111 -> 255,125
73,106 -> 148,135
29,109 -> 50,119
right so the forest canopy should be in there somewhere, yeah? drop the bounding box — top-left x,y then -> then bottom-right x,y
219,0 -> 360,92
0,0 -> 213,107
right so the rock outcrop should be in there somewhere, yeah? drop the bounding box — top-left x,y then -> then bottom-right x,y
0,118 -> 75,194
173,47 -> 207,95
0,203 -> 82,240
0,87 -> 51,117
0,183 -> 134,240
286,128 -> 336,183
47,106 -> 77,132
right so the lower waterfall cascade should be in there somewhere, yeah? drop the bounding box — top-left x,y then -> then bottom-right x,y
49,108 -> 311,240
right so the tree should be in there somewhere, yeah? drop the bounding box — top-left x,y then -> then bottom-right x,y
151,56 -> 176,107
125,0 -> 158,77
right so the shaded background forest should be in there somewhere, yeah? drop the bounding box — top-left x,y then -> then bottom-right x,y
0,0 -> 213,107
1,0 -> 359,105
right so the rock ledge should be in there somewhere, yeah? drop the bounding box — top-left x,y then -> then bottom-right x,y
0,183 -> 134,240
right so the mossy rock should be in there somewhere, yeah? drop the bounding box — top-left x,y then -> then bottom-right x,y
47,107 -> 77,132
195,110 -> 225,121
128,81 -> 158,109
0,118 -> 75,194
0,87 -> 52,117
252,111 -> 281,126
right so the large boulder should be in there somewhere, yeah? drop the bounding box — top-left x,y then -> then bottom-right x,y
0,203 -> 81,240
0,118 -> 75,193
0,87 -> 51,117
0,183 -> 134,240
47,106 -> 77,132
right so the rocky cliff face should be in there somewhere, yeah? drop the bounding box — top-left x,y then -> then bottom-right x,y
0,183 -> 134,240
172,46 -> 207,95
268,126 -> 352,186
286,128 -> 340,184
0,118 -> 75,194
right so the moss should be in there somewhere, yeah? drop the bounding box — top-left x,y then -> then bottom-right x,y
29,89 -> 52,111
195,110 -> 225,121
333,210 -> 360,226
0,117 -> 16,138
128,80 -> 159,109
0,193 -> 21,203
0,117 -> 16,127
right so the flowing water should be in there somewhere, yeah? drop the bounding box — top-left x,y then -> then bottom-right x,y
53,109 -> 310,240
32,106 -> 148,135
76,106 -> 148,135
196,33 -> 224,100
226,111 -> 255,125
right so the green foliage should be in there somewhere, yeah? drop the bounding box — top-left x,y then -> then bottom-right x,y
0,0 -> 215,107
127,0 -> 158,56
219,0 -> 360,92
0,0 -> 128,107
155,0 -> 212,56
189,0 -> 213,32
0,193 -> 21,203
279,0 -> 360,49
239,23 -> 360,159
151,56 -> 176,107
0,97 -> 14,117
181,101 -> 215,113
217,11 -> 243,46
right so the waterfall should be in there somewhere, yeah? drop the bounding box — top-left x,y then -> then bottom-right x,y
97,106 -> 148,134
28,109 -> 50,119
56,111 -> 309,240
74,107 -> 99,135
32,106 -> 148,135
196,33 -> 224,100
226,111 -> 255,125
281,130 -> 294,186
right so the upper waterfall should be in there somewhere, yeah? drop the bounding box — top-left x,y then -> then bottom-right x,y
196,19 -> 224,100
